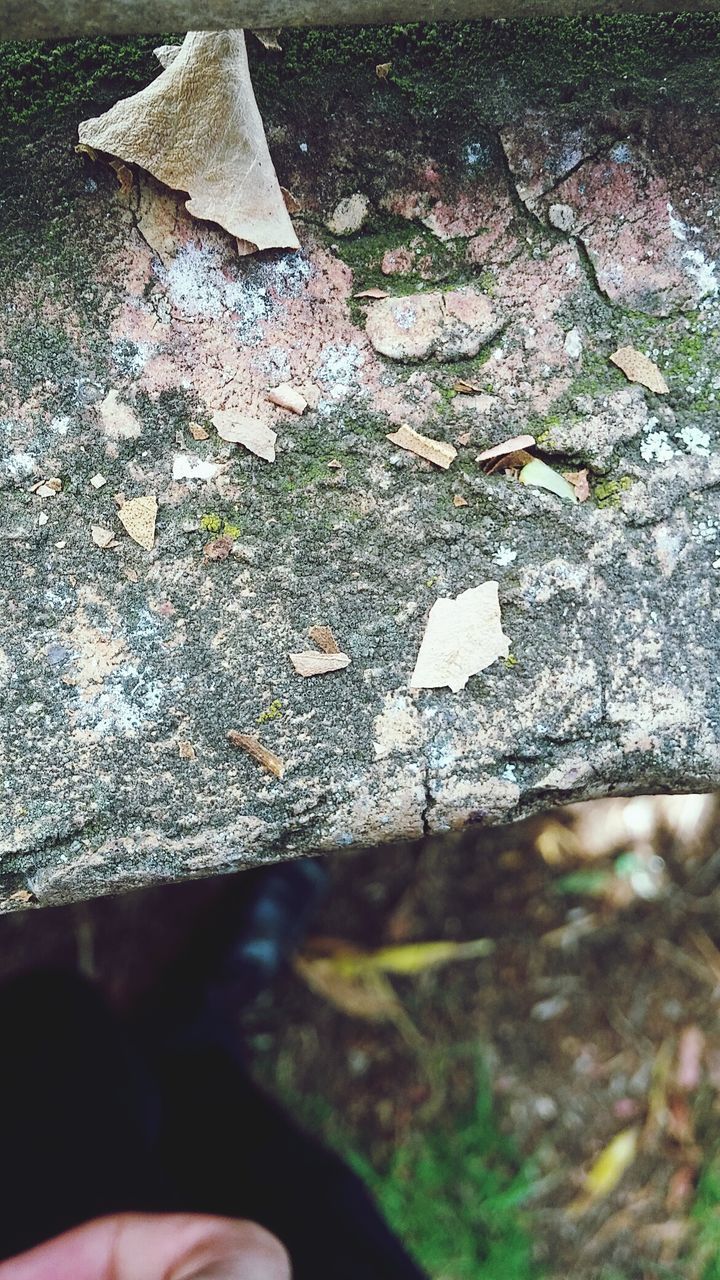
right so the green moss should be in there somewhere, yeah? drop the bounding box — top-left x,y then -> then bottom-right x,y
200,514 -> 223,534
258,699 -> 283,724
594,475 -> 633,507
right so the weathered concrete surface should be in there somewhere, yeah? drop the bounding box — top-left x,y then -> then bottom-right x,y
1,23 -> 720,909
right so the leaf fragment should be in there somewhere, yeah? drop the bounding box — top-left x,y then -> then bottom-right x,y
563,469 -> 591,502
453,379 -> 485,394
354,287 -> 389,300
476,435 -> 536,463
31,477 -> 62,497
452,494 -> 469,508
91,525 -> 118,549
267,383 -> 307,415
610,346 -> 669,394
212,409 -> 276,462
519,457 -> 578,504
387,424 -> 457,470
376,62 -> 392,79
308,625 -> 340,654
289,651 -> 351,677
227,730 -> 284,779
117,494 -> 158,550
411,582 -> 511,693
78,31 -> 298,254
568,1126 -> 639,1216
189,423 -> 210,441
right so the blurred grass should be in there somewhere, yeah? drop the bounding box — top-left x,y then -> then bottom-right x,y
348,1069 -> 541,1279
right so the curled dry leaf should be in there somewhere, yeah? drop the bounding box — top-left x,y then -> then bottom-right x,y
308,625 -> 340,654
213,409 -> 276,462
91,525 -> 117,549
289,651 -> 351,677
354,287 -> 389,300
376,62 -> 392,79
117,494 -> 158,550
78,31 -> 299,254
387,424 -> 457,471
610,346 -> 669,394
227,730 -> 284,779
267,383 -> 307,415
453,379 -> 485,394
411,582 -> 511,693
520,457 -> 578,504
563,469 -> 591,502
476,434 -> 535,464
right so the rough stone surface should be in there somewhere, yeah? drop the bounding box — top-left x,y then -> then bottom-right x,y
1,27 -> 720,911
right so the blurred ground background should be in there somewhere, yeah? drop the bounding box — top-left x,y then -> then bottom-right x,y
3,794 -> 720,1278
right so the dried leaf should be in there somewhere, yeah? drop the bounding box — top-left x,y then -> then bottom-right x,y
387,424 -> 457,471
308,625 -> 340,654
78,32 -> 299,254
327,459 -> 342,470
267,383 -> 307,415
453,379 -> 485,394
294,953 -> 406,1024
411,582 -> 510,693
212,409 -> 276,462
178,739 -> 196,760
610,346 -> 669,394
520,457 -> 578,504
568,1127 -> 639,1215
251,27 -> 282,51
336,937 -> 495,977
354,287 -> 389,300
189,423 -> 209,441
6,889 -> 34,905
452,494 -> 469,508
376,62 -> 392,79
89,473 -> 107,489
289,651 -> 351,677
91,525 -> 117,549
476,434 -> 536,463
109,157 -> 134,196
117,494 -> 157,550
456,432 -> 472,447
227,730 -> 284,779
563,468 -> 591,503
203,535 -> 234,560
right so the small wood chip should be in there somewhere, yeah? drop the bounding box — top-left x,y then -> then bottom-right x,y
91,525 -> 117,548
476,435 -> 536,463
189,423 -> 210,441
178,739 -> 196,760
610,346 -> 669,394
213,409 -> 277,462
308,625 -> 340,654
354,287 -> 389,300
453,379 -> 484,394
227,730 -> 285,779
289,651 -> 351,677
267,383 -> 307,415
90,473 -> 107,489
387,424 -> 457,470
117,494 -> 157,551
452,495 -> 469,508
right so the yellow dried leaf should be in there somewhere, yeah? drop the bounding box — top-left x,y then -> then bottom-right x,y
78,32 -> 298,254
610,346 -> 669,394
117,494 -> 157,551
376,62 -> 392,79
213,409 -> 276,462
227,730 -> 284,779
289,651 -> 351,677
411,582 -> 510,693
452,494 -> 469,508
568,1127 -> 639,1216
351,938 -> 495,976
387,424 -> 457,470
